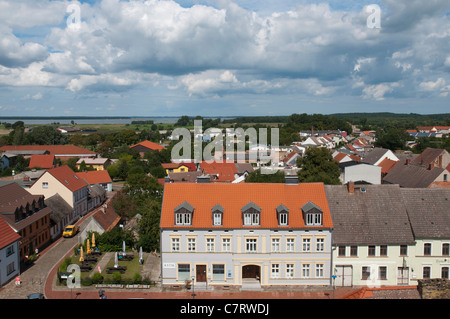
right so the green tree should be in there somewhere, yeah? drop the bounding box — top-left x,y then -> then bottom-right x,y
245,169 -> 286,183
296,147 -> 341,185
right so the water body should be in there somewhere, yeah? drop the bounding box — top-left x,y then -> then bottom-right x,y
0,117 -> 229,125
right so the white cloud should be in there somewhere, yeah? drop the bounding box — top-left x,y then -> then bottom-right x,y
362,82 -> 399,100
419,77 -> 446,91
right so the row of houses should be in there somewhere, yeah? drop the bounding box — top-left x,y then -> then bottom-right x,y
0,164 -> 117,286
159,178 -> 450,289
332,147 -> 450,188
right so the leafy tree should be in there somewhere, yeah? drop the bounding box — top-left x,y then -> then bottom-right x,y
245,169 -> 286,183
136,199 -> 162,252
27,125 -> 68,145
296,147 -> 341,185
374,127 -> 410,151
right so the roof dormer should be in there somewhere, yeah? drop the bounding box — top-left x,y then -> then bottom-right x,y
174,201 -> 194,226
211,204 -> 224,226
301,201 -> 323,226
276,204 -> 289,226
241,201 -> 261,226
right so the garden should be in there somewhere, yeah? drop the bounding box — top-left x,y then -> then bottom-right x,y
57,230 -> 155,287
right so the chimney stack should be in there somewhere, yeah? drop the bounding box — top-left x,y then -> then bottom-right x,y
347,181 -> 355,194
428,163 -> 434,170
405,159 -> 410,165
285,175 -> 299,185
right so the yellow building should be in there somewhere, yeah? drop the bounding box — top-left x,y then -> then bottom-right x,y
161,163 -> 196,174
76,157 -> 111,171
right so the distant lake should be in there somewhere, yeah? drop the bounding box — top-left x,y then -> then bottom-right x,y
0,116 -> 229,125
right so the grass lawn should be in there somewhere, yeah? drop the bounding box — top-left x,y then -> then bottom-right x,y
101,254 -> 143,282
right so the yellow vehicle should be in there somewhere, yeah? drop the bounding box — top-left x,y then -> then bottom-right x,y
63,225 -> 79,238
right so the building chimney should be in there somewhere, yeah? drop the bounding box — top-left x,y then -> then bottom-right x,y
405,159 -> 410,165
196,174 -> 211,183
285,175 -> 299,185
347,181 -> 355,194
428,163 -> 434,170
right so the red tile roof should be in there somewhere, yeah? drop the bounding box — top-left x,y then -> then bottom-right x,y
199,161 -> 238,182
377,158 -> 399,174
38,165 -> 88,192
29,154 -> 55,169
130,140 -> 164,151
75,170 -> 112,185
161,182 -> 333,229
0,217 -> 21,250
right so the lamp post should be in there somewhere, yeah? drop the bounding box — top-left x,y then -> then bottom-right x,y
191,275 -> 196,299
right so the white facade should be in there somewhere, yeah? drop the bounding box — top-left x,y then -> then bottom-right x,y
344,163 -> 381,185
0,241 -> 20,287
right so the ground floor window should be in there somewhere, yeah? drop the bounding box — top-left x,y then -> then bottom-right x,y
178,264 -> 190,282
286,264 -> 294,279
212,264 -> 225,281
271,264 -> 280,279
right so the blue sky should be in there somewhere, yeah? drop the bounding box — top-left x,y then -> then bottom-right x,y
0,0 -> 449,117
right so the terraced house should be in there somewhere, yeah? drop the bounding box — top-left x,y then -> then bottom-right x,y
160,177 -> 334,289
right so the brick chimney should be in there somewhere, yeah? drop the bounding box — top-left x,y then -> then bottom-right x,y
347,181 -> 355,194
405,159 -> 410,165
428,163 -> 434,170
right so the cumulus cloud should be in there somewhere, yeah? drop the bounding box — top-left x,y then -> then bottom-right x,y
0,0 -> 449,112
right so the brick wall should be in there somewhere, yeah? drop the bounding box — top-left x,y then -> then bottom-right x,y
418,279 -> 450,299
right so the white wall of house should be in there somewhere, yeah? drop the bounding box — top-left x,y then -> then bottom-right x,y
344,164 -> 381,185
161,229 -> 333,288
0,241 -> 20,287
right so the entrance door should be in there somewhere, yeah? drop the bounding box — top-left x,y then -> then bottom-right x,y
335,265 -> 352,287
196,265 -> 206,282
242,265 -> 261,281
397,267 -> 409,285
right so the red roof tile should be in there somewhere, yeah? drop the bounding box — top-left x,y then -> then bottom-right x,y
0,215 -> 21,249
75,170 -> 112,185
38,165 -> 88,192
199,161 -> 238,182
377,158 -> 399,174
29,154 -> 56,169
130,140 -> 164,151
161,182 -> 333,229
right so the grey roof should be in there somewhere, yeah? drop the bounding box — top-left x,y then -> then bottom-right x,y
412,148 -> 447,167
361,147 -> 390,165
45,193 -> 72,224
383,163 -> 444,188
241,201 -> 261,212
235,163 -> 254,174
400,188 -> 450,239
276,204 -> 289,213
211,204 -> 224,212
325,184 -> 415,245
175,201 -> 194,212
301,201 -> 322,212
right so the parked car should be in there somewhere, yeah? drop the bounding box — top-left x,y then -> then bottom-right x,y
63,225 -> 79,238
27,293 -> 45,299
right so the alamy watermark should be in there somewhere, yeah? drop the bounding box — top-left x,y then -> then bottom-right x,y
66,2 -> 81,31
366,4 -> 381,29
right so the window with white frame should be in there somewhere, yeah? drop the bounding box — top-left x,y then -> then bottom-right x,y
271,264 -> 280,279
42,182 -> 48,189
316,264 -> 324,278
178,264 -> 190,281
242,202 -> 261,226
212,264 -> 225,281
174,202 -> 194,226
213,213 -> 222,226
301,202 -> 323,226
246,238 -> 257,253
222,237 -> 231,252
271,238 -> 280,252
316,238 -> 324,252
187,238 -> 196,252
286,238 -> 295,252
302,238 -> 311,252
206,238 -> 215,252
302,264 -> 310,278
276,204 -> 289,226
286,264 -> 294,279
171,237 -> 180,252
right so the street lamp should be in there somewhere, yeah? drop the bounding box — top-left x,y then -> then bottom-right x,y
191,275 -> 196,299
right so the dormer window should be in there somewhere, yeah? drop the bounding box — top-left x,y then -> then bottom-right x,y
174,201 -> 194,225
276,204 -> 289,226
211,204 -> 224,226
301,201 -> 323,226
242,201 -> 261,226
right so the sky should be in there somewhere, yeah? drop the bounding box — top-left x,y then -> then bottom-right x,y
0,0 -> 449,117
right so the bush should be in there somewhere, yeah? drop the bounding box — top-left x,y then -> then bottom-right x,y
132,272 -> 142,283
59,257 -> 72,272
112,271 -> 122,283
92,272 -> 103,284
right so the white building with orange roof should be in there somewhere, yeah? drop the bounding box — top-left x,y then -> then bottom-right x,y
160,177 -> 334,289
